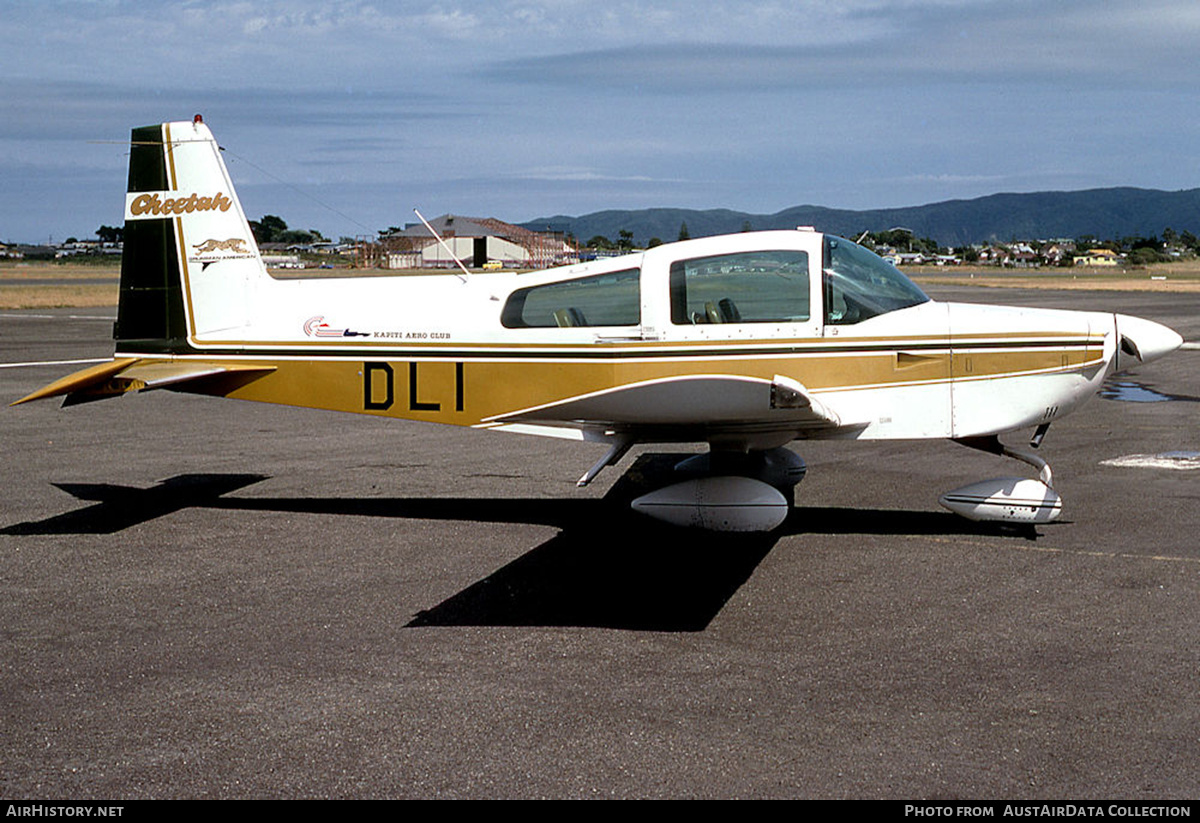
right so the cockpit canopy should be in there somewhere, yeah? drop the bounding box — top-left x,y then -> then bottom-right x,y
499,232 -> 931,330
823,235 -> 930,325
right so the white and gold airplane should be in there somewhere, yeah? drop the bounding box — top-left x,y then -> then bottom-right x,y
14,118 -> 1184,531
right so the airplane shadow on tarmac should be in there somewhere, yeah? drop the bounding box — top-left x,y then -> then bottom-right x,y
3,456 -> 1040,632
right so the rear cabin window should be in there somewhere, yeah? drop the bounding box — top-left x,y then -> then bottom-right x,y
670,250 -> 810,325
501,268 -> 641,328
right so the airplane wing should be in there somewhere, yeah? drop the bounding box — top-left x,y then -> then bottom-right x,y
12,359 -> 275,407
476,373 -> 852,486
478,373 -> 847,439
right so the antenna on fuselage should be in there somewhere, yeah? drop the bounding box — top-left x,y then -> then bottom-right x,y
413,208 -> 471,283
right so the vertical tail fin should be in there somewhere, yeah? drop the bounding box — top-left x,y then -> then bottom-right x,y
117,118 -> 265,351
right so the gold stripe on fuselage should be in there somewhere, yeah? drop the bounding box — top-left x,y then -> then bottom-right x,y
164,121 -> 218,343
180,328 -> 1096,351
116,335 -> 1105,428
164,123 -> 180,192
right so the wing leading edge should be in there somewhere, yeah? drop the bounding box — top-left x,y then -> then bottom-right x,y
478,373 -> 849,440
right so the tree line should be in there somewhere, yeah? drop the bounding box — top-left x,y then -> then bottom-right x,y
54,218 -> 1200,266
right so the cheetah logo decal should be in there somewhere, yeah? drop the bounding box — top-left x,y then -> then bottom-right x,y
190,237 -> 254,270
193,238 -> 250,254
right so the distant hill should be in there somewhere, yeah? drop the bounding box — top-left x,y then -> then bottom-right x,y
521,188 -> 1200,248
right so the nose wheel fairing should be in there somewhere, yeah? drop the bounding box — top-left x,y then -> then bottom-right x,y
940,434 -> 1062,524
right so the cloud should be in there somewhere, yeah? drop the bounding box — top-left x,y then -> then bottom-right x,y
13,1 -> 1200,96
0,79 -> 461,141
501,166 -> 686,184
486,0 -> 1200,93
4,0 -> 1200,240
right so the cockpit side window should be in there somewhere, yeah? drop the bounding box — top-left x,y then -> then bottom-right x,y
501,268 -> 641,328
669,250 -> 809,325
823,236 -> 929,325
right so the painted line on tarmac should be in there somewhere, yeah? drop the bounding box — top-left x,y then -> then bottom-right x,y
0,358 -> 109,370
0,313 -> 115,321
917,534 -> 1200,565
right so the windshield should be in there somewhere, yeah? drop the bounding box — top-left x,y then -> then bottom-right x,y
823,236 -> 930,325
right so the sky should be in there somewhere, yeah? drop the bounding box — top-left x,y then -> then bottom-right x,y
3,0 -> 1200,243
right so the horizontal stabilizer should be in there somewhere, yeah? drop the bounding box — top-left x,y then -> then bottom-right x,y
11,359 -> 139,406
13,360 -> 274,407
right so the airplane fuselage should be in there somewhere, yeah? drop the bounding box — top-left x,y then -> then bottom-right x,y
133,228 -> 1131,452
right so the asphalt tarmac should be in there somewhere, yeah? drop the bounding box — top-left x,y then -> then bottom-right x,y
1,287 -> 1197,799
